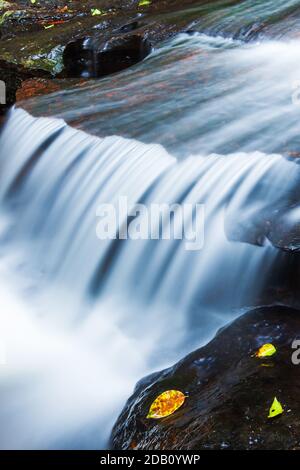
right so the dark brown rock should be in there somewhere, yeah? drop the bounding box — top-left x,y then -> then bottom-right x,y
63,33 -> 152,78
111,306 -> 300,450
267,208 -> 300,253
1,0 -> 299,77
2,0 -> 300,111
0,0 -> 208,110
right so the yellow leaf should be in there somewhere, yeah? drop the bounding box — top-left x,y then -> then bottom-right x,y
256,343 -> 276,358
91,8 -> 104,16
268,397 -> 283,419
147,390 -> 185,419
139,0 -> 151,6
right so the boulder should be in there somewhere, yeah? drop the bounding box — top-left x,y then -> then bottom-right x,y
111,306 -> 300,450
63,34 -> 152,78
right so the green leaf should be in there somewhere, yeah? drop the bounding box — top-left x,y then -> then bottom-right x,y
268,397 -> 283,419
91,8 -> 104,16
138,0 -> 151,6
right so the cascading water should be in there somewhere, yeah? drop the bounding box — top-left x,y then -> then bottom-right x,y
0,106 -> 299,449
23,34 -> 300,157
1,18 -> 300,449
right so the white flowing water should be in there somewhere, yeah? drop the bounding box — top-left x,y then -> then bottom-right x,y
24,34 -> 300,157
0,4 -> 300,449
0,107 -> 299,449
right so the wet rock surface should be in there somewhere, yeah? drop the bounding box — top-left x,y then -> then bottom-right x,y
2,0 -> 300,110
225,174 -> 300,253
2,2 -> 300,254
111,306 -> 300,450
0,59 -> 49,114
0,0 -> 217,76
63,34 -> 152,78
15,76 -> 89,101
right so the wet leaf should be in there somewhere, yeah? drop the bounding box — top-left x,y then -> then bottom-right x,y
268,397 -> 283,419
91,8 -> 104,16
139,0 -> 151,6
256,343 -> 276,358
0,10 -> 13,26
147,390 -> 185,419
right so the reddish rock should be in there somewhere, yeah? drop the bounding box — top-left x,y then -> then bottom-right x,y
16,77 -> 88,101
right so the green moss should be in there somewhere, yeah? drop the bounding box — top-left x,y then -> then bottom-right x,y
21,45 -> 65,74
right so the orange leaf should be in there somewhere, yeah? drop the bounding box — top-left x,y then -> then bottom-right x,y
147,390 -> 185,419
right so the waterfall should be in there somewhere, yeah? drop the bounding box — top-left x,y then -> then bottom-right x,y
0,106 -> 299,448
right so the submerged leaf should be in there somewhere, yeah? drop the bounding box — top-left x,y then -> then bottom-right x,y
268,397 -> 283,419
147,390 -> 185,419
256,343 -> 276,358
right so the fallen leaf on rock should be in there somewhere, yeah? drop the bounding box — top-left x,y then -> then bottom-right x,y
268,397 -> 283,419
57,6 -> 68,13
255,343 -> 276,358
91,8 -> 104,16
139,0 -> 151,6
0,10 -> 13,25
147,390 -> 185,419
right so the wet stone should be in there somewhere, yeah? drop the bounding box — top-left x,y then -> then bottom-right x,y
62,34 -> 152,79
111,306 -> 300,450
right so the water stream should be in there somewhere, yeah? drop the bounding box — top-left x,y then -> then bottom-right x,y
1,3 -> 300,449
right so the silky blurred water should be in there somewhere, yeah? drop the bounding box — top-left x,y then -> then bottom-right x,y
1,3 -> 300,449
23,33 -> 300,158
